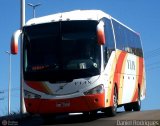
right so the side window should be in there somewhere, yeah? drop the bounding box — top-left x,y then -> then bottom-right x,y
104,18 -> 115,66
112,20 -> 128,51
112,19 -> 143,57
134,34 -> 143,57
124,28 -> 134,54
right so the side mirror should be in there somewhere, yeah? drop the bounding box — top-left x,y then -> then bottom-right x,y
11,30 -> 22,54
97,21 -> 106,45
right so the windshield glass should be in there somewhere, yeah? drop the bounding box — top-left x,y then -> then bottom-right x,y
23,20 -> 101,81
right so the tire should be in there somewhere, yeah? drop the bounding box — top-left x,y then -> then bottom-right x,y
133,87 -> 141,111
124,104 -> 132,111
105,86 -> 118,117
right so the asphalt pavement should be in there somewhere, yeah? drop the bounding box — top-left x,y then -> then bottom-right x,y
0,110 -> 160,126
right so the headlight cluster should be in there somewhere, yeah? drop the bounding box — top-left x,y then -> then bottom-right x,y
24,90 -> 41,99
84,85 -> 104,95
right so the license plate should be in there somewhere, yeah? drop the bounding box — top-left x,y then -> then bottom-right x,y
56,101 -> 70,107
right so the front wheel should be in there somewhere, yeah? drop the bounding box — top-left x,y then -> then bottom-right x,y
105,86 -> 118,117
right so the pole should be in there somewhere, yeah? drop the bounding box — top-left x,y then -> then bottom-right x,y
27,3 -> 41,18
33,6 -> 35,18
20,0 -> 26,114
9,52 -> 11,115
5,51 -> 11,116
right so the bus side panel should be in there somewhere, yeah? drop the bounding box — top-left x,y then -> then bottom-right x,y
137,57 -> 146,100
105,50 -> 121,107
105,50 -> 146,107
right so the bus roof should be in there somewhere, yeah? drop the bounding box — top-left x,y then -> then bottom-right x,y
25,10 -> 111,26
25,9 -> 139,35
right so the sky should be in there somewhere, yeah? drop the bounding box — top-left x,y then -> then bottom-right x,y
0,0 -> 160,116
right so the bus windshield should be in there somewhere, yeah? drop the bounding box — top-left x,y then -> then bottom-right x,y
23,20 -> 101,82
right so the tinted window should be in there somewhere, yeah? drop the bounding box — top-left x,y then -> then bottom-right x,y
112,20 -> 128,51
112,19 -> 143,57
104,18 -> 115,66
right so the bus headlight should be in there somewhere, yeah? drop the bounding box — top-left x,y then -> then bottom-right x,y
24,90 -> 41,99
84,85 -> 104,95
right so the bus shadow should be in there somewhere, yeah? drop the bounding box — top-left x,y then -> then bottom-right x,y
2,111 -> 128,126
42,111 -> 125,125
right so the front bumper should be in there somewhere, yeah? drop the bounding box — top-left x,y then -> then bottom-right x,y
24,93 -> 105,114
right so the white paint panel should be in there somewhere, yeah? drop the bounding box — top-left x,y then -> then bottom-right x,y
122,54 -> 137,104
26,10 -> 110,26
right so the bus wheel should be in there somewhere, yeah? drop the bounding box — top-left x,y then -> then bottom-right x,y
124,104 -> 132,111
133,87 -> 141,111
105,86 -> 118,116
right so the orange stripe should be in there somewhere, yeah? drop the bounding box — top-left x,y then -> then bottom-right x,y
106,51 -> 120,107
138,57 -> 144,97
138,57 -> 144,84
110,51 -> 127,106
118,53 -> 127,104
140,58 -> 146,97
131,57 -> 144,102
132,87 -> 138,102
25,81 -> 53,94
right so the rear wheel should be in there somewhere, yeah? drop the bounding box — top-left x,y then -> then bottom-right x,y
124,104 -> 132,111
133,87 -> 141,111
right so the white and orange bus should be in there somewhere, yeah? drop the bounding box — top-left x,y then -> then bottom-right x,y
11,10 -> 146,116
